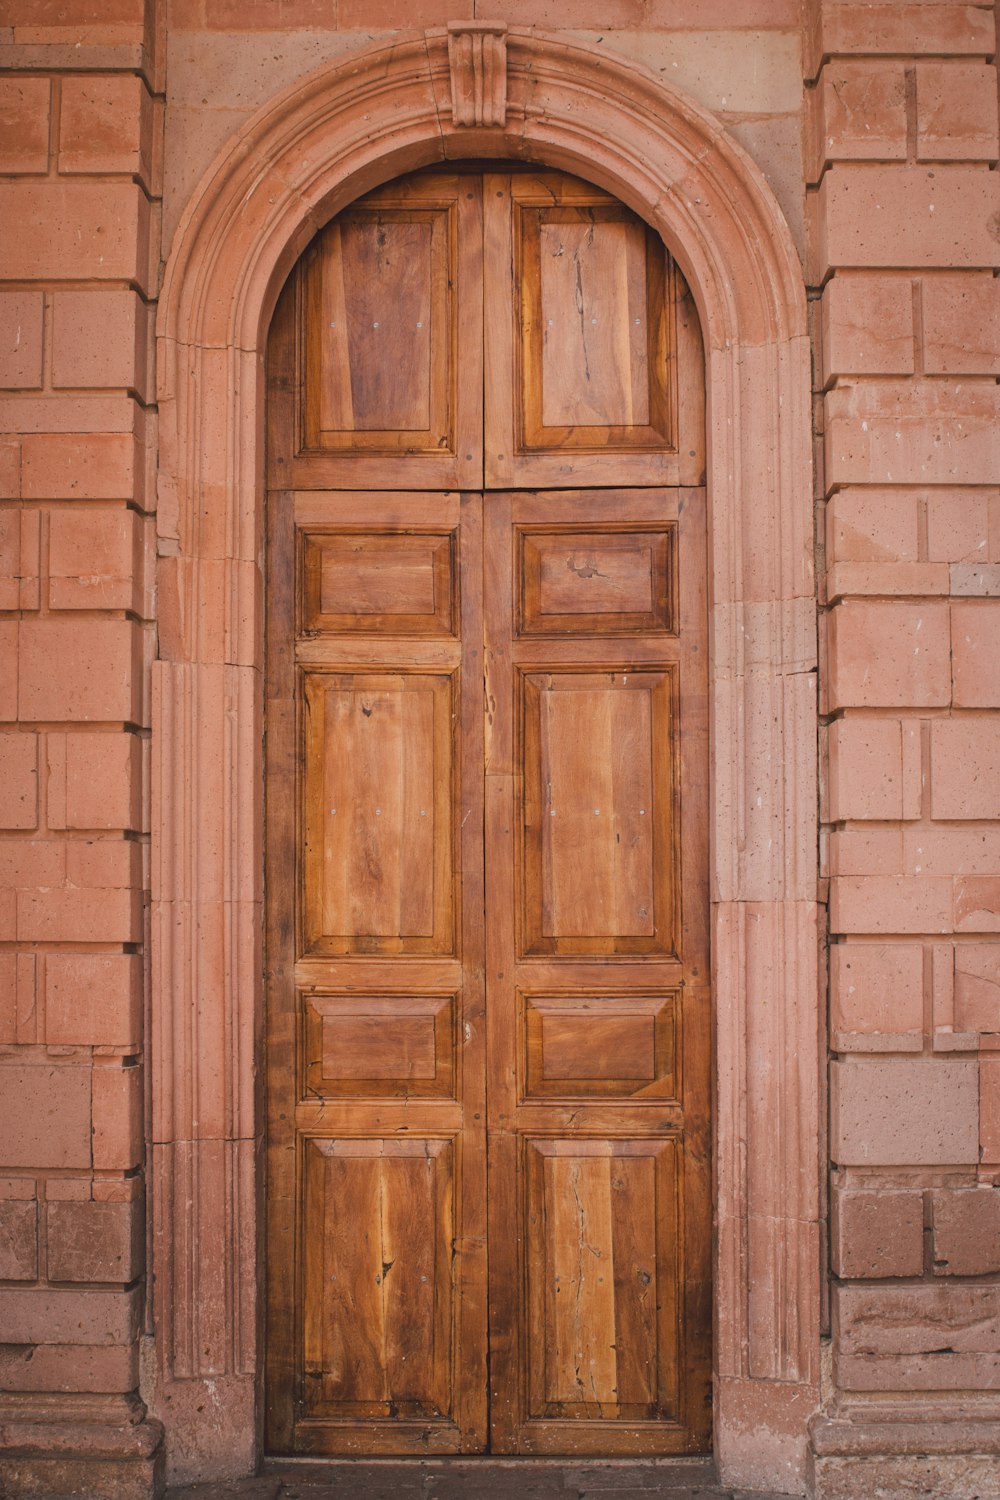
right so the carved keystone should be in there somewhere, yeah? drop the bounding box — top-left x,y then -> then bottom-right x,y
447,21 -> 508,128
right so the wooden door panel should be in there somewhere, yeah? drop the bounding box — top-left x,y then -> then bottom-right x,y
485,486 -> 710,1456
266,488 -> 487,1455
485,172 -> 705,490
303,993 -> 457,1099
523,1137 -> 679,1423
268,174 -> 483,491
301,1135 -> 455,1422
518,526 -> 676,637
302,531 -> 457,636
521,992 -> 678,1102
520,668 -> 676,955
302,670 -> 455,956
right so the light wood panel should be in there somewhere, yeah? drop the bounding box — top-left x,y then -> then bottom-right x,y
265,488 -> 487,1456
485,486 -> 710,1456
484,171 -> 706,489
268,172 -> 483,491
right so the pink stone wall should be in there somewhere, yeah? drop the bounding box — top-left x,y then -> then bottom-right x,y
0,4 -> 164,1494
0,0 -> 997,1496
810,0 -> 1000,1491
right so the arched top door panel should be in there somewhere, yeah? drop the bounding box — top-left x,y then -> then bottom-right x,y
267,167 -> 705,492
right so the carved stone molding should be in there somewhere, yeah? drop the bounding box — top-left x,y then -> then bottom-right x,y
155,27 -> 818,1490
447,20 -> 508,127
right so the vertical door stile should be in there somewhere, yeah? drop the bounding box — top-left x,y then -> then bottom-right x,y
457,490 -> 489,1449
483,491 -> 520,1451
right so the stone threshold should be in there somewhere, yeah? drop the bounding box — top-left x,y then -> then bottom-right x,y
166,1457 -> 798,1500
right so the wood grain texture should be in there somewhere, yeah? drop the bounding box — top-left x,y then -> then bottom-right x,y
266,165 -> 709,1461
269,172 -> 483,492
484,171 -> 706,490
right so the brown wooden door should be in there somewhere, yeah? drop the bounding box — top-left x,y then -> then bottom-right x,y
264,168 -> 710,1459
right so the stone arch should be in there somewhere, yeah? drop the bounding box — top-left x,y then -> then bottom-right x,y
152,28 -> 819,1492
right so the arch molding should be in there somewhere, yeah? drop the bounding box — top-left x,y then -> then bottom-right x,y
152,27 -> 819,1492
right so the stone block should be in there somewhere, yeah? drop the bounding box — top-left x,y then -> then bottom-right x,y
933,1188 -> 1000,1276
0,291 -> 44,390
0,733 -> 37,830
20,432 -> 136,500
828,718 -> 920,821
955,944 -> 1000,1033
0,1341 -> 137,1394
835,1282 -> 1000,1391
0,1285 -> 140,1345
815,5 -> 994,64
46,1199 -> 142,1283
832,1188 -> 923,1279
48,506 -> 139,611
0,1198 -> 37,1280
46,731 -> 142,831
51,289 -> 148,396
825,379 -> 1000,488
930,719 -> 1000,819
827,600 -> 951,709
813,166 -> 1000,277
0,1063 -> 91,1169
831,875 -> 953,935
927,489 -> 996,563
827,488 -> 920,565
813,62 -> 906,177
0,183 -> 150,287
92,1064 -> 143,1172
45,952 -> 142,1049
954,877 -> 1000,933
915,62 -> 999,163
950,601 -> 1000,708
831,942 -> 924,1040
58,74 -> 152,179
0,78 -> 49,174
18,619 -> 143,723
982,1057 -> 1000,1163
904,828 -> 1000,878
921,273 -> 1000,377
831,1057 -> 978,1165
821,274 -> 913,381
830,827 -> 903,876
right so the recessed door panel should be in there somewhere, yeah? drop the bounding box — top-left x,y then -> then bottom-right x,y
301,1136 -> 456,1420
268,173 -> 484,491
485,172 -> 705,489
302,670 -> 455,956
518,526 -> 675,637
520,669 -> 676,955
302,531 -> 456,636
523,1137 -> 679,1423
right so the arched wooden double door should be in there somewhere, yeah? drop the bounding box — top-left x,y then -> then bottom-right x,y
264,167 -> 710,1458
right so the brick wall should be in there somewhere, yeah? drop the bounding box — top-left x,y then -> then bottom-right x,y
0,1 -> 163,1490
810,0 -> 1000,1414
